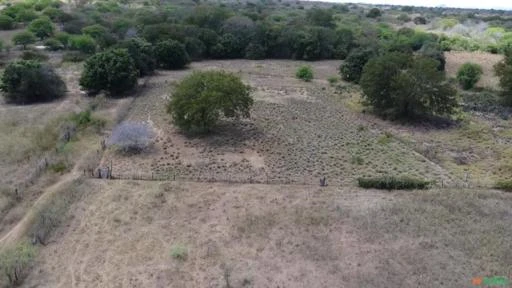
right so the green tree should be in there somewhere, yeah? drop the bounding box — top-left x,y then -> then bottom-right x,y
339,48 -> 375,83
154,40 -> 190,69
296,65 -> 313,81
79,49 -> 138,95
0,15 -> 15,30
366,8 -> 381,18
69,35 -> 96,54
168,71 -> 253,132
12,31 -> 37,49
15,9 -> 38,22
28,17 -> 54,40
117,38 -> 156,76
360,53 -> 458,119
0,60 -> 66,104
494,47 -> 512,105
306,8 -> 335,28
457,63 -> 483,90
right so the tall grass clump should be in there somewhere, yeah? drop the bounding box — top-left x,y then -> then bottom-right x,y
0,241 -> 37,286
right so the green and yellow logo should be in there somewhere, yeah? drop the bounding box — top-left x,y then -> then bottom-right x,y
472,276 -> 509,286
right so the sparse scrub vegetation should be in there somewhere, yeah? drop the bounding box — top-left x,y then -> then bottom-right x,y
168,71 -> 253,133
357,176 -> 431,190
0,241 -> 37,286
30,179 -> 85,245
494,180 -> 512,192
170,244 -> 188,261
295,65 -> 313,82
107,121 -> 155,153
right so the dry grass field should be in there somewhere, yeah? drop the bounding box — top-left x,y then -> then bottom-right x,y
21,180 -> 512,288
1,54 -> 512,288
445,51 -> 503,89
102,60 -> 452,186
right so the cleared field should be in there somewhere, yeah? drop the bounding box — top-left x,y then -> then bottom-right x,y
22,179 -> 512,288
102,60 -> 452,186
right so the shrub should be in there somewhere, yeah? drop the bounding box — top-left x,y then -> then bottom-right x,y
357,176 -> 430,190
360,53 -> 458,119
494,47 -> 512,105
15,9 -> 38,23
0,15 -> 15,30
30,179 -> 84,245
170,244 -> 188,261
418,42 -> 446,71
457,63 -> 483,90
12,31 -> 37,49
494,180 -> 512,192
295,65 -> 313,81
413,16 -> 427,25
44,38 -> 63,50
107,121 -> 155,153
328,76 -> 338,85
20,50 -> 49,61
80,49 -> 138,95
69,35 -> 96,54
0,241 -> 37,286
62,51 -> 88,62
28,16 -> 54,39
54,32 -> 70,48
339,48 -> 375,83
366,8 -> 381,18
117,38 -> 156,76
184,37 -> 206,60
0,60 -> 66,104
244,42 -> 266,60
168,71 -> 253,133
154,40 -> 190,70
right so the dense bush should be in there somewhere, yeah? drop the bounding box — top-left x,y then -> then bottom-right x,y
457,63 -> 483,90
44,38 -> 63,50
168,71 -> 253,133
21,50 -> 49,61
494,180 -> 512,192
28,17 -> 54,39
12,31 -> 37,49
357,176 -> 431,190
117,38 -> 156,76
366,8 -> 381,18
245,42 -> 266,60
68,35 -> 96,54
0,60 -> 66,104
418,42 -> 446,71
360,53 -> 458,119
0,15 -> 15,30
154,40 -> 190,69
296,65 -> 313,81
494,47 -> 512,105
413,16 -> 427,25
79,49 -> 138,95
340,48 -> 375,83
107,121 -> 155,153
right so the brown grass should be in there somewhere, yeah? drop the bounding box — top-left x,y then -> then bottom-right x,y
20,180 -> 512,288
445,51 -> 503,89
